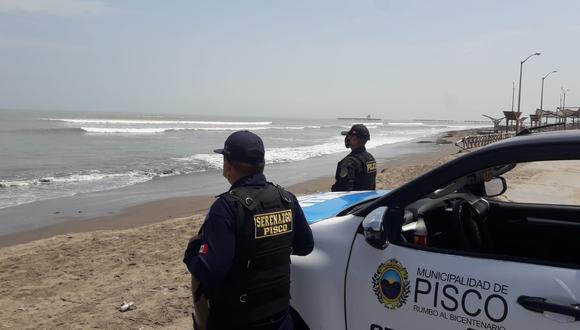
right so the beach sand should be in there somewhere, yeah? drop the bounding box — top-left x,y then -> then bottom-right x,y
5,129 -> 558,329
500,160 -> 580,205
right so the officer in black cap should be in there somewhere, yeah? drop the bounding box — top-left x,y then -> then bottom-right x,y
183,130 -> 314,330
331,124 -> 377,192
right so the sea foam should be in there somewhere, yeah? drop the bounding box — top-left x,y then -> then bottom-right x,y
180,134 -> 420,169
45,118 -> 273,125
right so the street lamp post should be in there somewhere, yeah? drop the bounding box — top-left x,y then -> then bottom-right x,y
540,70 -> 557,111
559,93 -> 563,123
561,87 -> 570,128
516,52 -> 541,132
511,81 -> 515,112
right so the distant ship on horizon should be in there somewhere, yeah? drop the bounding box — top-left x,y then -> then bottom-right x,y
336,114 -> 382,121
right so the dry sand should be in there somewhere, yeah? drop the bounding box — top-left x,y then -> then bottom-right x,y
0,130 -> 488,329
499,160 -> 580,205
0,215 -> 204,329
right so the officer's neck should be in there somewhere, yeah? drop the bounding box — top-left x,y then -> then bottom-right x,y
230,173 -> 265,188
350,146 -> 366,153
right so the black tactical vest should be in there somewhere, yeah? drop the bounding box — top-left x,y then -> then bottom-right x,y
208,183 -> 295,326
349,149 -> 377,190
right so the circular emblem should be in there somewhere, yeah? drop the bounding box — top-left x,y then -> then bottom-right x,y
372,259 -> 410,310
339,166 -> 349,178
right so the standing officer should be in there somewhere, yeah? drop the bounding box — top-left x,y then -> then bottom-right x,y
331,124 -> 377,192
183,130 -> 314,330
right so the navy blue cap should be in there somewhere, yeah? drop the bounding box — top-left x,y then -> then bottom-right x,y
214,130 -> 265,165
341,124 -> 370,140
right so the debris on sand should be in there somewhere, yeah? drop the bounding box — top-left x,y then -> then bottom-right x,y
119,301 -> 135,312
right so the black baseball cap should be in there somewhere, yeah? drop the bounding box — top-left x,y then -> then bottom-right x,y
213,130 -> 265,165
341,124 -> 370,140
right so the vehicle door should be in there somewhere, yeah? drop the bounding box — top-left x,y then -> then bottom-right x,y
344,207 -> 580,330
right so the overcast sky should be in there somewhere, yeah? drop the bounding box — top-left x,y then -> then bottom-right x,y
0,0 -> 578,120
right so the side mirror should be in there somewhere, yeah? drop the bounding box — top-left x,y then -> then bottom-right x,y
484,177 -> 507,197
362,206 -> 387,249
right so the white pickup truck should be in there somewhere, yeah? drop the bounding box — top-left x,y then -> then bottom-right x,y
290,130 -> 580,330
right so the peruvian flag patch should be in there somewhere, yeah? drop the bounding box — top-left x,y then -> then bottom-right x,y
198,243 -> 209,255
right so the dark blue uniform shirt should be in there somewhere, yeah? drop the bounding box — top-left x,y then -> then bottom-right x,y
183,174 -> 314,329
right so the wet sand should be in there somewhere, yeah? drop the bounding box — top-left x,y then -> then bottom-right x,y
0,131 -> 468,329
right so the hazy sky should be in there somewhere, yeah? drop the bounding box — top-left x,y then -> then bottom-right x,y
0,0 -> 578,120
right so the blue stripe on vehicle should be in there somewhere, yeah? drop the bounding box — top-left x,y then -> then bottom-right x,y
298,190 -> 388,224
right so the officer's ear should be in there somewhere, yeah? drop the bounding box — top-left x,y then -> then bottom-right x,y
223,157 -> 232,180
350,135 -> 361,148
223,157 -> 244,184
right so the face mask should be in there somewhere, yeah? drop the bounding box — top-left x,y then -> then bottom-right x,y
344,135 -> 351,148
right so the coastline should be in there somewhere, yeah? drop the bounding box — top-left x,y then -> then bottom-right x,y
3,131 -> 580,329
0,129 -> 473,329
0,130 -> 467,247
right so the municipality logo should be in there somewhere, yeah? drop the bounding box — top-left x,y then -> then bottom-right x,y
372,259 -> 410,310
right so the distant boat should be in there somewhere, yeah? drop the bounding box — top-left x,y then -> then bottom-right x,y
337,114 -> 382,121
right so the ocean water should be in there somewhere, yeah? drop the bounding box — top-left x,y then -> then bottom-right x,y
0,109 -> 486,210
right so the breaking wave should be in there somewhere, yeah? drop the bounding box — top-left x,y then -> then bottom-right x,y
11,127 -> 86,134
44,118 -> 273,125
178,134 -> 416,169
80,126 -> 320,134
388,122 -> 426,126
0,167 -> 201,209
